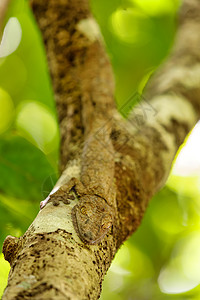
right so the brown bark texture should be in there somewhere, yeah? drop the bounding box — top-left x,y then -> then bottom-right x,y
0,0 -> 11,34
2,0 -> 200,299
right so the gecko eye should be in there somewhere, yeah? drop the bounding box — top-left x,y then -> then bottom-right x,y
101,222 -> 112,230
80,206 -> 87,215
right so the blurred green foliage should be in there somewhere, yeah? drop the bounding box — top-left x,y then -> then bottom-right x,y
1,0 -> 200,299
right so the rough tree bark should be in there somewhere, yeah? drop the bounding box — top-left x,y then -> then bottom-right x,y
2,0 -> 200,299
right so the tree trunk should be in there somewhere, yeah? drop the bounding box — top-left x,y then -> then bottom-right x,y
2,0 -> 200,299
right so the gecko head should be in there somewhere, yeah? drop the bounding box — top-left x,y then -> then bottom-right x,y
71,195 -> 113,244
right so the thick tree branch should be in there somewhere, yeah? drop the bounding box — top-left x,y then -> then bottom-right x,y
112,0 -> 200,243
2,0 -> 200,299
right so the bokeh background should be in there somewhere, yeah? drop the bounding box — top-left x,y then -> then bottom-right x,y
1,0 -> 200,299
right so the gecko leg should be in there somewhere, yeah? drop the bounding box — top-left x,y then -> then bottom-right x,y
40,177 -> 87,209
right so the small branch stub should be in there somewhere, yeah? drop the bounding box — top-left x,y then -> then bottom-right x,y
2,235 -> 20,265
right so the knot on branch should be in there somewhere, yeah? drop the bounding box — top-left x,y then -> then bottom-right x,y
2,235 -> 20,265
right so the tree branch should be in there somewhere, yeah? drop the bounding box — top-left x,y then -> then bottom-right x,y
112,0 -> 200,243
2,0 -> 200,299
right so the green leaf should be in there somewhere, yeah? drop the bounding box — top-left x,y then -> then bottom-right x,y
0,135 -> 58,201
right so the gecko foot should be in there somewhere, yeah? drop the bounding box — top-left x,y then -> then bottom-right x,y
40,177 -> 87,209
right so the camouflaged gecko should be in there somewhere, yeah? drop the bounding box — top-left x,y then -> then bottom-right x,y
39,10 -> 116,244
66,177 -> 114,245
40,175 -> 115,245
40,124 -> 116,245
73,126 -> 116,244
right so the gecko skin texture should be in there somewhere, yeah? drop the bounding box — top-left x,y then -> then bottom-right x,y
71,195 -> 113,244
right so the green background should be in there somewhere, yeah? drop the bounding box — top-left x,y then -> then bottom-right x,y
1,0 -> 200,299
